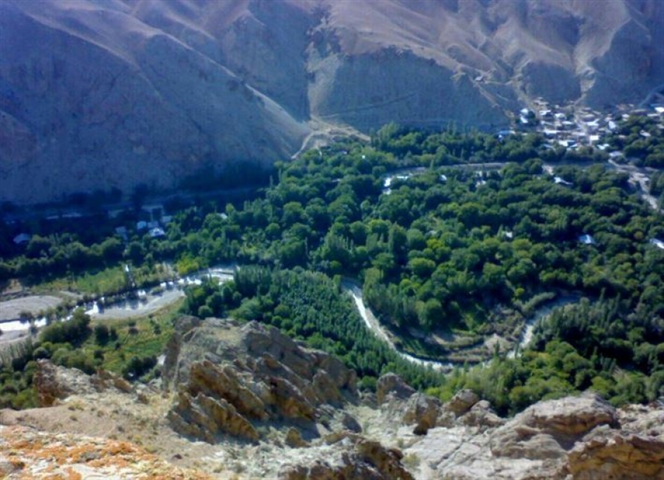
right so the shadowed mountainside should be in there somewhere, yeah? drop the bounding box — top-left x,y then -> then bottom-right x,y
1,0 -> 663,203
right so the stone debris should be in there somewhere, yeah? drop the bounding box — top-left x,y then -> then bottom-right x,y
0,425 -> 210,480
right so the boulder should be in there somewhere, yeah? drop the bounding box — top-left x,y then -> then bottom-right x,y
568,425 -> 664,479
376,373 -> 415,405
460,400 -> 505,429
518,393 -> 618,439
402,393 -> 442,435
489,394 -> 618,461
446,389 -> 480,416
33,360 -> 95,406
279,434 -> 415,480
355,438 -> 414,480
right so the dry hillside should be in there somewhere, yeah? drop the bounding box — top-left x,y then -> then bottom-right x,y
1,0 -> 662,203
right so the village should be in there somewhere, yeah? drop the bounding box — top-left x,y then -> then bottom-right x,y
5,97 -> 664,254
512,95 -> 664,159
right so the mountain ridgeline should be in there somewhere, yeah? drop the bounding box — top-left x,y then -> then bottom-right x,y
1,0 -> 663,203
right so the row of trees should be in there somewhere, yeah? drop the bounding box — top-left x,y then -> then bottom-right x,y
182,268 -> 445,391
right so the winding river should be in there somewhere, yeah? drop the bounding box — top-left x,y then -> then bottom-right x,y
2,264 -> 576,374
0,267 -> 236,344
342,280 -> 453,372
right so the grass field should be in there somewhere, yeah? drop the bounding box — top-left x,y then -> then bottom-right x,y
31,266 -> 128,295
89,300 -> 181,374
29,263 -> 173,297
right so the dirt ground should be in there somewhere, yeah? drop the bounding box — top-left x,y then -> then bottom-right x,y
0,296 -> 62,321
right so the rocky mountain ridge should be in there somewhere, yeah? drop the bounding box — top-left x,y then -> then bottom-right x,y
1,317 -> 663,479
1,0 -> 663,203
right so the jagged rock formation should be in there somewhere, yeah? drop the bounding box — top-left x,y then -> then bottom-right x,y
567,404 -> 664,480
1,0 -> 663,203
164,317 -> 358,443
3,322 -> 664,479
395,390 -> 664,479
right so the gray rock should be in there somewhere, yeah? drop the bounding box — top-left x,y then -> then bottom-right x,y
446,389 -> 480,416
376,373 -> 415,405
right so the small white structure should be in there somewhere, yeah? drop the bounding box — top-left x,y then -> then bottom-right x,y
554,177 -> 573,186
149,227 -> 166,238
579,234 -> 596,245
13,233 -> 31,245
650,239 -> 664,250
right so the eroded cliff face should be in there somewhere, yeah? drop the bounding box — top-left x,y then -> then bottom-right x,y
162,317 -> 359,444
1,0 -> 663,203
2,317 -> 664,479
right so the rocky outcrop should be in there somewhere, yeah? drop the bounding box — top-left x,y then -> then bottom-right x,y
8,326 -> 664,480
568,425 -> 664,479
33,359 -> 132,407
33,360 -> 96,407
0,425 -> 209,479
168,391 -> 260,443
400,392 -> 664,479
490,393 -> 619,461
279,433 -> 414,480
2,0 -> 663,204
566,404 -> 664,480
165,318 -> 358,443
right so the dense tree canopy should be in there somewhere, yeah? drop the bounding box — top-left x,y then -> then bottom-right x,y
1,121 -> 662,412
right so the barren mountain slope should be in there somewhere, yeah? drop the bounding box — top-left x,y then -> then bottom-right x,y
0,0 -> 310,204
1,0 -> 662,203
